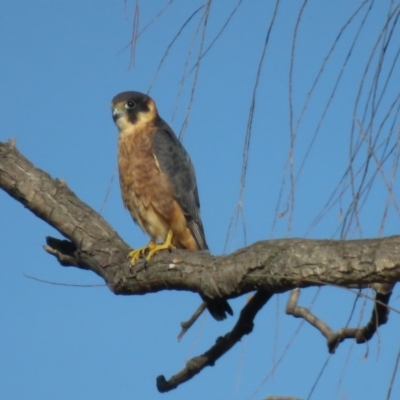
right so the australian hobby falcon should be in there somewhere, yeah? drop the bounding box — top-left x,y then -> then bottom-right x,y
111,91 -> 232,321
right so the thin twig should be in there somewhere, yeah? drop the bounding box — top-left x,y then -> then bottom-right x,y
177,302 -> 207,341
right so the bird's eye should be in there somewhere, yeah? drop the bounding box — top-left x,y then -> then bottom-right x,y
125,100 -> 136,109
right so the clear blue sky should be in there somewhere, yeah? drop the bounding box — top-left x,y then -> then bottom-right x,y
1,1 -> 400,399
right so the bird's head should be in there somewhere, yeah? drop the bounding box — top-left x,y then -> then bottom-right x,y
111,91 -> 158,131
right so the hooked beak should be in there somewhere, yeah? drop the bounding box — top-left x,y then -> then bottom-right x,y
112,107 -> 124,123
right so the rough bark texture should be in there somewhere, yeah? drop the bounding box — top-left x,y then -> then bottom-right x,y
1,139 -> 399,391
2,139 -> 400,295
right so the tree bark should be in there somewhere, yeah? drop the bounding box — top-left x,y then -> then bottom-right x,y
1,139 -> 400,300
1,139 -> 400,391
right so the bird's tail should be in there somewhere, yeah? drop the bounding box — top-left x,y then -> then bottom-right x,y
202,295 -> 233,321
190,222 -> 233,321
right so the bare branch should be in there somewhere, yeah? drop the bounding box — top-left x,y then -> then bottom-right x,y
177,302 -> 207,341
2,140 -> 400,299
157,290 -> 273,392
2,139 -> 400,389
286,286 -> 393,354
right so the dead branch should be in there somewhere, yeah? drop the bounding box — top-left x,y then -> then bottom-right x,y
2,139 -> 400,389
2,141 -> 400,298
177,302 -> 207,341
157,290 -> 273,392
286,286 -> 393,353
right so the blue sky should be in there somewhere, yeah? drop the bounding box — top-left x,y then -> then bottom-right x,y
1,1 -> 400,399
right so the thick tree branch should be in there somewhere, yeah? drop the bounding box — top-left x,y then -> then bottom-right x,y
2,139 -> 400,390
2,139 -> 400,301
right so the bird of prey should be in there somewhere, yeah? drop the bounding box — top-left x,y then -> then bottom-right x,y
111,91 -> 232,321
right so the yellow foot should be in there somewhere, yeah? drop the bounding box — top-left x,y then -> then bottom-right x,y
146,231 -> 174,262
146,230 -> 174,262
127,244 -> 153,265
127,231 -> 175,265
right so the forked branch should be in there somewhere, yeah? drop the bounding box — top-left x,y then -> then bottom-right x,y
157,290 -> 273,392
2,139 -> 400,390
286,286 -> 393,353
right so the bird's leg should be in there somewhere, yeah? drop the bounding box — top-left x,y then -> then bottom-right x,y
127,231 -> 174,265
127,243 -> 155,265
145,230 -> 174,261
